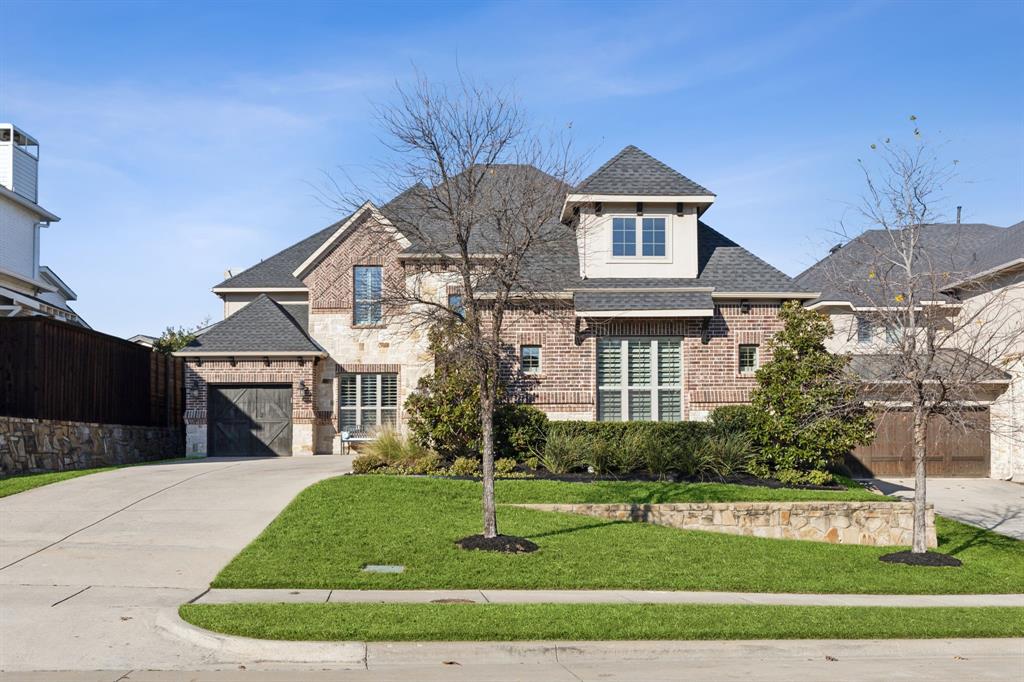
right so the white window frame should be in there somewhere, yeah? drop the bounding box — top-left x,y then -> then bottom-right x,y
520,345 -> 541,374
597,337 -> 682,422
738,344 -> 759,375
856,316 -> 873,344
608,214 -> 672,263
353,265 -> 383,326
339,372 -> 398,435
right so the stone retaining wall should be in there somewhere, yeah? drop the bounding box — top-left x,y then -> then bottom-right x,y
512,501 -> 936,547
0,416 -> 181,475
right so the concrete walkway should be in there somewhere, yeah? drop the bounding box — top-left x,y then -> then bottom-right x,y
195,587 -> 1024,607
870,477 -> 1024,540
0,456 -> 351,672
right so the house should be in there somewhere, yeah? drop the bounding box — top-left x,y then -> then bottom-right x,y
797,221 -> 1023,480
175,146 -> 816,457
0,123 -> 85,327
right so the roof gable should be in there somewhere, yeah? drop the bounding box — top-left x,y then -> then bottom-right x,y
176,295 -> 323,355
575,145 -> 713,197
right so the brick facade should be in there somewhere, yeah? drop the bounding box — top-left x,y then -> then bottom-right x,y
497,300 -> 785,420
183,357 -> 323,456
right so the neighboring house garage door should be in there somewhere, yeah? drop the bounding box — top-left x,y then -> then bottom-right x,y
848,408 -> 990,477
208,385 -> 292,457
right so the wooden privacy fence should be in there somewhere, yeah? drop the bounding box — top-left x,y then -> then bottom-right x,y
0,317 -> 182,428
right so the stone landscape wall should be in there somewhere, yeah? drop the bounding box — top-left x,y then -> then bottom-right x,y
514,501 -> 936,547
0,416 -> 180,476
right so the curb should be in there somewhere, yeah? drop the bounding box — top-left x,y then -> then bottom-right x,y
159,611 -> 1024,666
155,610 -> 367,665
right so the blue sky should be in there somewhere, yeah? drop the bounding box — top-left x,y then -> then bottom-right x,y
2,0 -> 1021,338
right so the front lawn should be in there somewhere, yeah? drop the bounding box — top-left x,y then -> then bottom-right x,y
212,476 -> 1024,593
0,458 -> 185,498
180,602 -> 1024,641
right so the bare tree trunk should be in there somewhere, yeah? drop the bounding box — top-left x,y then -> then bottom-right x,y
911,406 -> 928,554
480,384 -> 498,538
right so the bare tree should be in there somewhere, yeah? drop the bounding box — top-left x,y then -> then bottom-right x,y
331,74 -> 582,542
823,125 -> 1024,556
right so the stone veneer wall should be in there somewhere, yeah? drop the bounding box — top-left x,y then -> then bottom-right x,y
0,416 -> 181,475
513,501 -> 937,547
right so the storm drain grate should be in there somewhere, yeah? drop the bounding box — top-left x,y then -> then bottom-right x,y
362,564 -> 405,573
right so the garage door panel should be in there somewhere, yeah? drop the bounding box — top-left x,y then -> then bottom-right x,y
848,408 -> 990,477
208,385 -> 292,457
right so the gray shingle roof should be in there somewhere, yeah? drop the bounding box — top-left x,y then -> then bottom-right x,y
849,349 -> 1010,384
214,216 -> 354,289
967,220 -> 1024,278
796,223 -> 1008,306
182,295 -> 322,354
575,290 -> 714,313
575,145 -> 713,196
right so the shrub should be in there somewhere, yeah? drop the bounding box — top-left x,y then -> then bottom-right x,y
775,468 -> 836,486
749,301 -> 875,482
408,452 -> 445,475
495,457 -> 518,476
694,432 -> 753,481
495,404 -> 548,460
546,421 -> 710,478
352,453 -> 386,474
364,428 -> 428,466
523,455 -> 540,471
709,405 -> 759,436
539,429 -> 584,474
447,456 -> 481,477
583,435 -> 617,476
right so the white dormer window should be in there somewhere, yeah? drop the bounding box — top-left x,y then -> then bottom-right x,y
611,217 -> 666,257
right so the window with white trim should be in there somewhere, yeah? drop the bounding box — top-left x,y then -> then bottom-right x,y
738,344 -> 758,374
856,316 -> 873,344
353,266 -> 382,325
611,216 -> 666,258
597,338 -> 681,421
520,345 -> 541,374
339,373 -> 398,435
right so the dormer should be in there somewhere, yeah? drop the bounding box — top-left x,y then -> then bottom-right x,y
563,146 -> 714,279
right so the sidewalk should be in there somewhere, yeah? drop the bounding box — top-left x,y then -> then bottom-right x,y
194,588 -> 1024,607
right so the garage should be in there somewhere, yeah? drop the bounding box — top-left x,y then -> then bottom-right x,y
208,384 -> 293,457
848,408 -> 990,477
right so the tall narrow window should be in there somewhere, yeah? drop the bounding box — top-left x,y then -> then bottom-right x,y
738,344 -> 759,374
520,345 -> 541,374
856,316 -> 873,344
447,293 -> 464,318
642,217 -> 666,256
612,217 -> 636,256
353,266 -> 382,325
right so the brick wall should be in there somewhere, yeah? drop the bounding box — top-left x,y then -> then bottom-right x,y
183,357 -> 323,455
496,300 -> 784,420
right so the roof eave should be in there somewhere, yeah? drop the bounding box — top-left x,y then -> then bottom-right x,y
173,350 -> 328,358
560,193 -> 716,222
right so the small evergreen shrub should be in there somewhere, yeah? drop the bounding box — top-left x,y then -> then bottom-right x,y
447,456 -> 481,477
352,453 -> 386,474
539,430 -> 584,474
709,405 -> 759,436
408,452 -> 445,475
583,435 -> 617,476
494,457 -> 518,476
546,421 -> 710,477
495,404 -> 548,460
694,432 -> 753,481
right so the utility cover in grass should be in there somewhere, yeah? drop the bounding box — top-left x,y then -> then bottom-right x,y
456,534 -> 539,553
879,551 -> 963,567
362,564 -> 405,573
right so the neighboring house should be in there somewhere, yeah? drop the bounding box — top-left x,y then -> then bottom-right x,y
0,123 -> 85,327
176,146 -> 816,457
128,334 -> 157,348
797,221 -> 1024,480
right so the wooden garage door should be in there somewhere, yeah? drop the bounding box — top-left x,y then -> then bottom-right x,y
848,408 -> 990,477
208,385 -> 292,457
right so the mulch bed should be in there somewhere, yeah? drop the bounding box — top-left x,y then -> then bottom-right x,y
456,534 -> 539,553
879,550 -> 963,567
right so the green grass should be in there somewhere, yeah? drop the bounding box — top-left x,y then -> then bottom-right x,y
180,603 -> 1024,641
211,476 -> 1024,594
0,458 -> 186,498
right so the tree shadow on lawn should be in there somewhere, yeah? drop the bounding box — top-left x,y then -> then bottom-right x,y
526,519 -> 626,540
941,508 -> 1024,556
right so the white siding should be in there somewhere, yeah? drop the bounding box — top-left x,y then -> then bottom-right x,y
0,197 -> 38,280
12,147 -> 38,202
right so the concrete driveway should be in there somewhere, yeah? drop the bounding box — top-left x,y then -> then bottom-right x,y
870,478 -> 1024,540
0,456 -> 350,671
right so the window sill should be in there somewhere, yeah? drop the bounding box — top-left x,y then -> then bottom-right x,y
352,323 -> 387,330
607,256 -> 673,264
